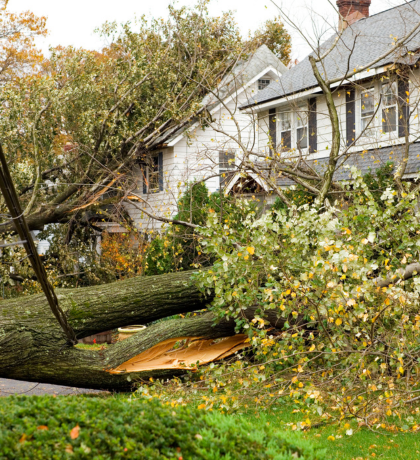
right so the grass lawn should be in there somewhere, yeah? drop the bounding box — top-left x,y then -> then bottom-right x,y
3,387 -> 420,458
243,405 -> 420,460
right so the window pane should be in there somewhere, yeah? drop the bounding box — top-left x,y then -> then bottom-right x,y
361,89 -> 375,117
360,88 -> 375,135
258,79 -> 271,90
278,111 -> 291,131
382,107 -> 397,133
382,82 -> 397,107
149,155 -> 160,192
281,131 -> 291,149
297,127 -> 308,149
296,110 -> 308,128
149,171 -> 159,192
219,150 -> 235,169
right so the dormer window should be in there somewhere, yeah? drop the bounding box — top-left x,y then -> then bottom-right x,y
258,79 -> 271,91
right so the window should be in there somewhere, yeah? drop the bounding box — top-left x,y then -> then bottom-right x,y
276,107 -> 309,151
360,87 -> 375,136
296,109 -> 308,149
148,155 -> 160,193
258,79 -> 271,91
143,152 -> 162,194
278,111 -> 292,150
219,150 -> 235,188
381,81 -> 398,133
357,80 -> 403,141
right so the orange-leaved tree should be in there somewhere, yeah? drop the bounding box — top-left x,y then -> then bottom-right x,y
0,0 -> 47,81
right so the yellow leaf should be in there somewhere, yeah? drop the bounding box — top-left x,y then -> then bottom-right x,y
336,318 -> 342,326
70,425 -> 80,440
246,247 -> 255,255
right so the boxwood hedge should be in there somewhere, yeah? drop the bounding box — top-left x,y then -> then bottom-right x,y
0,395 -> 325,459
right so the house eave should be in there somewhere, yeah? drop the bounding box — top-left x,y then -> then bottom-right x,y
240,64 -> 391,112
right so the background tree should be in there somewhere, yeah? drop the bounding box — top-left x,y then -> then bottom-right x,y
0,0 -> 47,82
250,15 -> 291,64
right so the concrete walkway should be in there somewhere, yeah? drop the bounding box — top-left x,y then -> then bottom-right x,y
0,378 -> 106,397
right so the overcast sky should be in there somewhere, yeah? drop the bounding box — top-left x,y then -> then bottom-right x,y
8,0 -> 408,61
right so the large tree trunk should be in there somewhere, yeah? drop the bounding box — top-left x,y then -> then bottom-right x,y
0,269 -> 286,390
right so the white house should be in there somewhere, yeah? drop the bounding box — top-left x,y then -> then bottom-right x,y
125,45 -> 288,231
233,0 -> 420,194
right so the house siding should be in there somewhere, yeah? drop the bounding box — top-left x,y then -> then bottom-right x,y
128,82 -> 261,231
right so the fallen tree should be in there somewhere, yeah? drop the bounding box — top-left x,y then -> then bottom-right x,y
0,269 -> 286,390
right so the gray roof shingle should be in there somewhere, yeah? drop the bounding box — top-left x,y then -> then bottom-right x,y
276,142 -> 420,187
244,0 -> 420,107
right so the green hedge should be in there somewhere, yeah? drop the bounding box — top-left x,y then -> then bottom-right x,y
0,395 -> 325,459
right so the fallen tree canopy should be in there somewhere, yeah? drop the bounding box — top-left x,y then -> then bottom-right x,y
0,269 -> 285,390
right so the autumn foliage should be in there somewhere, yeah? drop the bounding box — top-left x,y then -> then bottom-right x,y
0,0 -> 47,82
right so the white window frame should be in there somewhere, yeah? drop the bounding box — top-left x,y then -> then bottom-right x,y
381,80 -> 398,135
277,110 -> 292,151
276,105 -> 309,152
296,108 -> 308,150
356,79 -> 399,143
358,84 -> 376,139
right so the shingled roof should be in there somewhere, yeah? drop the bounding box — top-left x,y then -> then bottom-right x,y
244,0 -> 420,108
275,142 -> 420,187
150,45 -> 287,148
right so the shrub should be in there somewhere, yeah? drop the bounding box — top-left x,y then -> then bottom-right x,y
0,395 -> 325,459
145,182 -> 257,275
182,167 -> 420,424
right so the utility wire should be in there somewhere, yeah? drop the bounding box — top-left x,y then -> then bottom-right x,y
0,143 -> 77,345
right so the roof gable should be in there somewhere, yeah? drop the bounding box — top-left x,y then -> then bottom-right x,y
150,45 -> 288,148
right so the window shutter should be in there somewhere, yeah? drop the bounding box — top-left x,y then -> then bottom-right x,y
142,167 -> 147,194
158,152 -> 163,192
346,88 -> 356,146
308,98 -> 317,153
398,77 -> 410,138
269,108 -> 277,153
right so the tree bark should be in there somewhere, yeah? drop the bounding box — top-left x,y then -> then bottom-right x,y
0,270 -> 212,388
0,269 -> 288,390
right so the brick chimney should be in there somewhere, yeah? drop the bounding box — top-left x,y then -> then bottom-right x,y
337,0 -> 371,30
